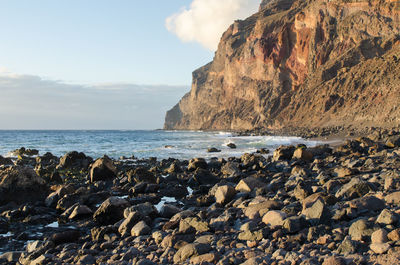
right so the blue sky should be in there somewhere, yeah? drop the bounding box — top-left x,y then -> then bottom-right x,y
0,0 -> 260,129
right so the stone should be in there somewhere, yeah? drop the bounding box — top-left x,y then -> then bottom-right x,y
51,230 -> 80,245
243,200 -> 282,219
57,151 -> 91,169
173,243 -> 211,263
377,209 -> 398,225
89,155 -> 117,182
93,196 -> 130,225
322,256 -> 346,265
127,167 -> 156,184
349,196 -> 385,212
0,252 -> 22,263
302,198 -> 328,224
159,204 -> 181,219
293,148 -> 314,161
273,146 -> 295,161
207,147 -> 221,153
236,177 -> 266,192
215,185 -> 236,204
349,219 -> 374,241
221,162 -> 241,177
388,229 -> 400,241
227,143 -> 237,149
370,243 -> 391,254
0,166 -> 48,204
386,191 -> 400,204
180,217 -> 209,232
262,210 -> 287,228
190,253 -> 219,264
238,229 -> 267,241
0,156 -> 13,166
69,205 -> 93,220
131,221 -> 151,236
371,229 -> 388,244
188,158 -> 208,171
283,216 -> 308,233
333,167 -> 356,178
335,178 -> 371,199
337,237 -> 357,255
118,211 -> 143,237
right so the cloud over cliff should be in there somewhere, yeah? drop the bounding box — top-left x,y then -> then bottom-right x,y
166,0 -> 260,51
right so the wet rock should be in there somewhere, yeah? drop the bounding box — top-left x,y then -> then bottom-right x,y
207,147 -> 221,153
236,177 -> 266,192
0,166 -> 48,205
131,221 -> 151,236
89,155 -> 117,182
173,243 -> 211,263
227,143 -> 237,149
93,196 -> 130,225
215,185 -> 236,204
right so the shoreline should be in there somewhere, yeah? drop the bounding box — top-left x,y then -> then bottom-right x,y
1,131 -> 400,264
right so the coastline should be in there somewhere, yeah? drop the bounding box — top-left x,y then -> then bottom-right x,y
1,130 -> 400,264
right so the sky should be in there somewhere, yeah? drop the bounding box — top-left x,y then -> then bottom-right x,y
0,0 -> 260,129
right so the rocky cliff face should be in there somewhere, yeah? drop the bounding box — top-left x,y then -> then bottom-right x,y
164,0 -> 400,131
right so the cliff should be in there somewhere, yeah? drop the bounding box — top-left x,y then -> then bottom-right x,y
164,0 -> 400,131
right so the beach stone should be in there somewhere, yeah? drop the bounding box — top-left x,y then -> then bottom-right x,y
128,167 -> 156,184
159,204 -> 181,219
322,256 -> 346,265
188,158 -> 208,171
335,178 -> 371,199
93,196 -> 130,225
283,216 -> 307,233
349,196 -> 385,212
89,155 -> 117,182
262,210 -> 287,228
207,147 -> 221,153
371,229 -> 388,243
385,191 -> 400,204
293,148 -> 313,161
370,243 -> 391,254
181,217 -> 209,232
69,205 -> 93,220
190,253 -> 219,264
243,200 -> 282,219
191,168 -> 217,185
124,202 -> 157,219
0,166 -> 48,205
377,209 -> 398,225
0,252 -> 22,263
238,229 -> 267,241
0,156 -> 13,166
333,167 -> 356,178
241,153 -> 264,168
337,237 -> 357,255
273,145 -> 295,161
131,221 -> 151,236
215,185 -> 236,204
118,211 -> 143,236
227,143 -> 237,149
302,198 -> 328,224
294,181 -> 312,200
51,230 -> 80,245
236,177 -> 266,192
173,243 -> 211,263
388,229 -> 400,241
221,162 -> 241,177
349,219 -> 374,241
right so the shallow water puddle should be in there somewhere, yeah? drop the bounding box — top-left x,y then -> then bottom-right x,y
155,197 -> 177,211
0,232 -> 12,237
46,221 -> 59,228
187,187 -> 193,196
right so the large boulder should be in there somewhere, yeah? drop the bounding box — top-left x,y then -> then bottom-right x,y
0,166 -> 48,205
127,167 -> 156,184
57,151 -> 92,170
89,156 -> 117,182
0,156 -> 13,166
173,243 -> 211,264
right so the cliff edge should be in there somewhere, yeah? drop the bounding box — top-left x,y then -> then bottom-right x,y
164,0 -> 400,131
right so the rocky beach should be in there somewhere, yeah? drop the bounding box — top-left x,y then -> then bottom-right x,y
1,129 -> 400,264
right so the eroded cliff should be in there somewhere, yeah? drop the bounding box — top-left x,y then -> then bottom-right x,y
164,0 -> 400,131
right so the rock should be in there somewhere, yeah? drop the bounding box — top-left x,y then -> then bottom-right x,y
283,216 -> 308,233
349,219 -> 374,241
207,147 -> 221,153
238,229 -> 267,241
188,158 -> 208,171
370,243 -> 391,254
388,229 -> 400,241
227,143 -> 237,149
128,167 -> 156,184
93,197 -> 130,225
51,230 -> 80,245
69,205 -> 93,220
335,178 -> 371,199
243,200 -> 283,219
0,156 -> 13,166
386,191 -> 400,204
190,252 -> 219,264
221,162 -> 241,177
293,148 -> 313,161
0,252 -> 22,263
377,209 -> 398,225
333,167 -> 356,178
235,177 -> 266,192
191,168 -> 217,185
89,155 -> 117,182
159,204 -> 181,219
0,166 -> 48,205
57,151 -> 91,169
322,256 -> 346,265
349,196 -> 385,212
180,217 -> 209,232
302,198 -> 329,224
118,211 -> 143,237
273,146 -> 295,161
215,185 -> 236,204
337,237 -> 357,255
131,221 -> 151,236
262,210 -> 287,228
173,243 -> 211,263
371,229 -> 388,244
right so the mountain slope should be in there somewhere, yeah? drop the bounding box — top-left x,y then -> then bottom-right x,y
164,0 -> 400,131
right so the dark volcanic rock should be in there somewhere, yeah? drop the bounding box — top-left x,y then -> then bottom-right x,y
93,197 -> 130,225
57,151 -> 92,170
90,155 -> 117,182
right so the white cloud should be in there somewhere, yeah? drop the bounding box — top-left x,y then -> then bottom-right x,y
0,71 -> 188,129
166,0 -> 260,51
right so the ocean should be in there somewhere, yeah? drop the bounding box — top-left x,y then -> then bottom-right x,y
0,130 -> 320,160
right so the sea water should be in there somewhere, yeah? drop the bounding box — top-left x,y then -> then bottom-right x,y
0,130 -> 319,160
